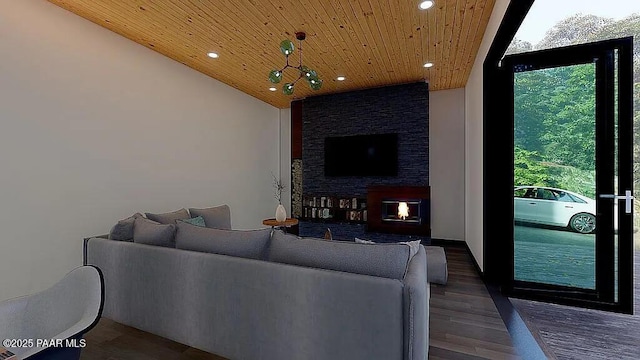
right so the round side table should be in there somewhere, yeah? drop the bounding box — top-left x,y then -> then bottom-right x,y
263,218 -> 299,233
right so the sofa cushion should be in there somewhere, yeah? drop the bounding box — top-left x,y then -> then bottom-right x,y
355,238 -> 422,260
133,217 -> 176,247
189,205 -> 231,230
108,212 -> 144,241
175,222 -> 270,260
145,208 -> 190,224
178,215 -> 206,227
269,230 -> 410,280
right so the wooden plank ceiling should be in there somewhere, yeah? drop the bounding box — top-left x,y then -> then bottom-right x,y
47,0 -> 496,109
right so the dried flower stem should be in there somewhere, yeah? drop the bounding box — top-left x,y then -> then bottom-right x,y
272,172 -> 286,204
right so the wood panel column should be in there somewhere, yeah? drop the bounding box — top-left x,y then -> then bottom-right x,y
290,100 -> 303,235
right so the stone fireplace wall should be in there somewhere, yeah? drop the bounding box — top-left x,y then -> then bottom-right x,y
295,82 -> 430,242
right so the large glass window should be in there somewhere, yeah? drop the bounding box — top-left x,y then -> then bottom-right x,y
507,2 -> 640,284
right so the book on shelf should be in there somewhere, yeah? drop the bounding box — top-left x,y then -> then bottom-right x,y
302,195 -> 367,223
0,347 -> 17,360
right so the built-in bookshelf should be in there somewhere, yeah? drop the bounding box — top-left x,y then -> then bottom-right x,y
0,347 -> 16,360
301,195 -> 367,224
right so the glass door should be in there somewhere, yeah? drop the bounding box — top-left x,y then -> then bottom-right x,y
502,38 -> 634,313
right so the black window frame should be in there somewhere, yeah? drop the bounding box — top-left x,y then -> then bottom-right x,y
483,0 -> 634,314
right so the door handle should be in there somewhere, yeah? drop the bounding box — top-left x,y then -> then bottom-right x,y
599,190 -> 634,214
529,202 -> 536,205
565,205 -> 573,208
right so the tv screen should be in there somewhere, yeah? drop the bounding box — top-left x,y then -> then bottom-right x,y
324,134 -> 398,176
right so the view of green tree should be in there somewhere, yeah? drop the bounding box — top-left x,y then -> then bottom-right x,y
508,13 -> 639,218
534,14 -> 614,50
506,38 -> 533,55
588,14 -> 640,59
514,146 -> 550,186
514,64 -> 596,171
547,164 -> 597,200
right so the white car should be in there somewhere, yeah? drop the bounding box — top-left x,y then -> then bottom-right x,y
514,186 -> 597,233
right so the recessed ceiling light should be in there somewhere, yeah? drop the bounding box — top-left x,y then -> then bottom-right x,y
269,87 -> 277,92
419,1 -> 434,10
207,52 -> 219,59
423,62 -> 434,68
336,76 -> 346,81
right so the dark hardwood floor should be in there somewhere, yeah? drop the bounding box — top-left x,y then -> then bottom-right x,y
429,246 -> 520,360
80,245 -> 519,360
510,249 -> 640,360
79,318 -> 226,360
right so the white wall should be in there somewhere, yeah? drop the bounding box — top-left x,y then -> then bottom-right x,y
429,88 -> 466,241
0,1 -> 280,301
464,0 -> 511,271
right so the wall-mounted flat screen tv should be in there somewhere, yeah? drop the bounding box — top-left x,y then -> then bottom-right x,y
324,133 -> 398,176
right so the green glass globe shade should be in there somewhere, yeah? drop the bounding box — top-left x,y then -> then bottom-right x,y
309,78 -> 323,90
283,83 -> 295,95
280,40 -> 295,56
268,70 -> 282,83
302,67 -> 317,80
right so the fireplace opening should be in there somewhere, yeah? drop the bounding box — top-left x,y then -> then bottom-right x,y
366,186 -> 430,236
381,200 -> 422,224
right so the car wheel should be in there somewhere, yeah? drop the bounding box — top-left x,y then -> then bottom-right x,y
569,213 -> 596,234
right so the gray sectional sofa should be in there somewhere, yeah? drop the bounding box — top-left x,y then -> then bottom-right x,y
84,207 -> 429,360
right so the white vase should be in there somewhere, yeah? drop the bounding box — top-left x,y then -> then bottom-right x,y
275,204 -> 287,222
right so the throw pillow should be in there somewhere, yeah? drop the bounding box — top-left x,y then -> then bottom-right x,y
354,237 -> 375,244
133,217 -> 176,247
175,221 -> 270,260
108,213 -> 144,241
188,204 -> 231,230
178,215 -> 206,227
145,208 -> 190,224
355,238 -> 422,260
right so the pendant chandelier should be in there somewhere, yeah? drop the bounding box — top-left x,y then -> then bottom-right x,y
268,32 -> 322,95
